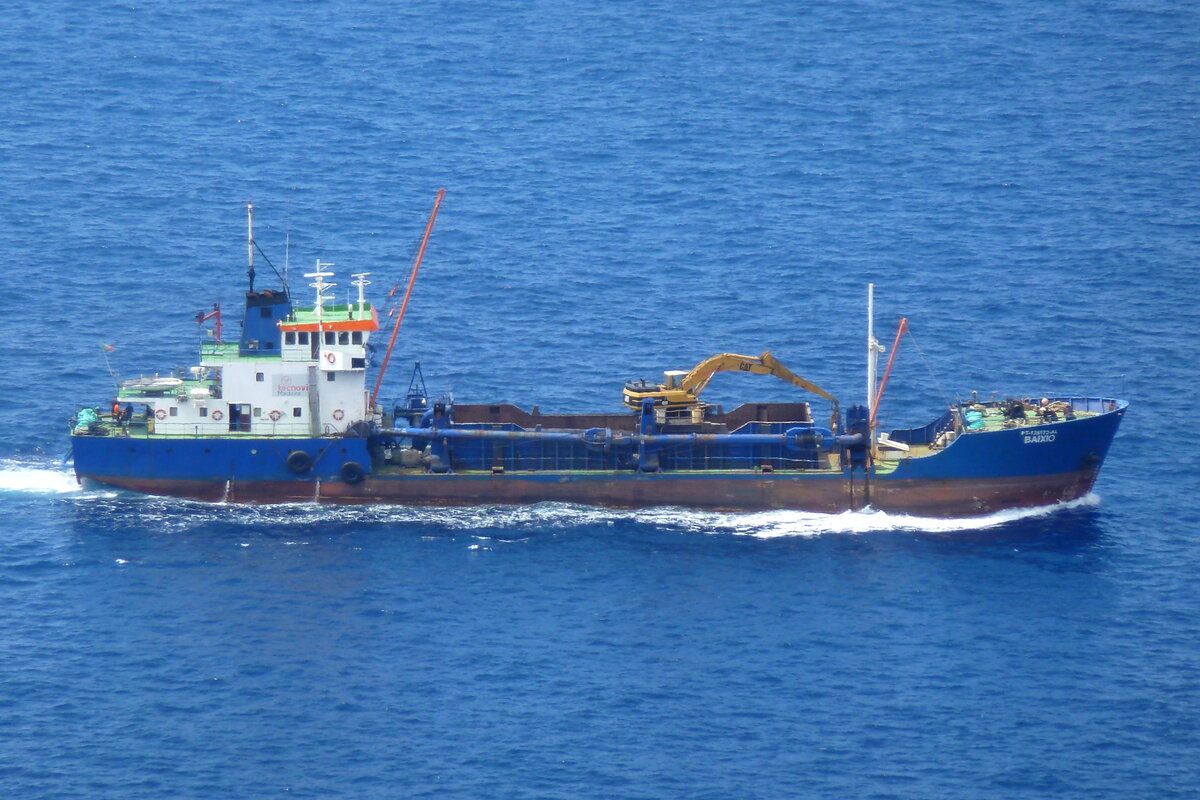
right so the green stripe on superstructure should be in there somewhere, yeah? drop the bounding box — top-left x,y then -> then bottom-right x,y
199,342 -> 281,363
287,303 -> 375,324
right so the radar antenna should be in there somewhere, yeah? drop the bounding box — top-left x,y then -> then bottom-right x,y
351,272 -> 371,319
305,260 -> 336,321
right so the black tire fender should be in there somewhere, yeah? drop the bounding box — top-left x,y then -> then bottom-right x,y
340,461 -> 366,485
286,450 -> 313,474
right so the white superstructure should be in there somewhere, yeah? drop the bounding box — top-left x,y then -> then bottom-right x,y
118,264 -> 380,437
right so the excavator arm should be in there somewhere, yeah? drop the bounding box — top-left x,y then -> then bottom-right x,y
753,351 -> 838,410
622,350 -> 840,423
677,353 -> 769,396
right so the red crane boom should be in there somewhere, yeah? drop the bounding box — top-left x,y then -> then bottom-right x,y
370,189 -> 445,407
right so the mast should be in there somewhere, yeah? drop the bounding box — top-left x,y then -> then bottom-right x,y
866,284 -> 883,446
306,260 -> 336,323
351,273 -> 371,319
866,283 -> 875,416
247,202 -> 256,293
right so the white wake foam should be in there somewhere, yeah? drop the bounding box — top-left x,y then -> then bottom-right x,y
640,493 -> 1101,538
0,461 -> 82,495
277,495 -> 1100,538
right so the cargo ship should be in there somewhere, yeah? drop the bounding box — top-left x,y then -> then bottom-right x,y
70,201 -> 1126,518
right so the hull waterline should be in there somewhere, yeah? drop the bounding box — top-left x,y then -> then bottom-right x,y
79,464 -> 1105,518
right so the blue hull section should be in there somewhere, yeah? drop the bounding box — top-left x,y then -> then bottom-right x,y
891,402 -> 1124,480
72,436 -> 372,483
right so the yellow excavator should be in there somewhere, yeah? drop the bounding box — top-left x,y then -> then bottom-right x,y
622,351 -> 839,426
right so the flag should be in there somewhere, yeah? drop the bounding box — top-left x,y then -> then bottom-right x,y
102,343 -> 116,352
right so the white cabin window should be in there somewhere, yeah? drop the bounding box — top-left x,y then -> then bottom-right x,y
285,332 -> 296,345
256,372 -> 264,382
324,332 -> 335,345
352,332 -> 363,344
169,406 -> 178,417
326,372 -> 336,382
338,331 -> 349,345
199,407 -> 207,417
293,407 -> 302,417
253,407 -> 262,417
298,332 -> 309,344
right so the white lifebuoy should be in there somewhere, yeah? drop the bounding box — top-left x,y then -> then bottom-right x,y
332,409 -> 344,421
269,409 -> 282,422
155,408 -> 167,420
325,352 -> 336,364
211,409 -> 224,422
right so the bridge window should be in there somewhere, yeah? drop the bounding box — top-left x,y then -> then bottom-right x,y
298,332 -> 309,345
285,332 -> 296,345
352,332 -> 363,344
324,332 -> 335,345
338,331 -> 349,345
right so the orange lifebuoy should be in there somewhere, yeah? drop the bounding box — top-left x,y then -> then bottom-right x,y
269,409 -> 282,422
325,352 -> 336,364
332,409 -> 344,421
155,408 -> 167,420
211,409 -> 224,422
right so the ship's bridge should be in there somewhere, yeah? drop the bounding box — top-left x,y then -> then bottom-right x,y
279,304 -> 379,366
278,267 -> 378,369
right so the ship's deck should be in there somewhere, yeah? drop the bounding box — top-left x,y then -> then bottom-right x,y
880,401 -> 1106,461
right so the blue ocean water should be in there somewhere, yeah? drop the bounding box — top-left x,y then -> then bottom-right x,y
1,0 -> 1198,796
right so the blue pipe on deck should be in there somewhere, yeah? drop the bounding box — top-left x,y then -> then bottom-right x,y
386,426 -> 591,444
382,426 -> 865,452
